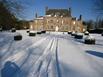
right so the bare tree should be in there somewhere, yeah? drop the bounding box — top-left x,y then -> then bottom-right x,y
0,0 -> 27,30
0,0 -> 25,18
94,0 -> 103,18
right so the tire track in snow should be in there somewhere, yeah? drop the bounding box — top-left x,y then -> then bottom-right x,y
55,38 -> 61,77
39,38 -> 61,77
28,37 -> 62,77
37,38 -> 55,77
28,38 -> 55,77
48,38 -> 62,77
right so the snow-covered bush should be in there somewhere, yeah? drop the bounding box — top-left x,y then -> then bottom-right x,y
101,33 -> 103,36
84,35 -> 95,44
71,31 -> 76,36
84,31 -> 89,35
37,31 -> 42,34
0,28 -> 2,32
14,33 -> 22,41
26,29 -> 30,33
11,28 -> 16,32
29,31 -> 36,36
75,33 -> 83,39
68,31 -> 72,34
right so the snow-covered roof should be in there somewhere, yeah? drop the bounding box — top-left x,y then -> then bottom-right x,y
45,15 -> 52,17
35,17 -> 44,20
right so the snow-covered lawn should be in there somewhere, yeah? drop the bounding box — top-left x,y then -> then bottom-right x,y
0,30 -> 103,77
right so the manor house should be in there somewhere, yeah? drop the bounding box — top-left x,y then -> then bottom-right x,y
29,7 -> 84,32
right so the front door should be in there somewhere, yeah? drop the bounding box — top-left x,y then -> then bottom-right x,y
55,26 -> 59,32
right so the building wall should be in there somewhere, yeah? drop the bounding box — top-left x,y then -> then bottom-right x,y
45,16 -> 63,31
30,16 -> 84,32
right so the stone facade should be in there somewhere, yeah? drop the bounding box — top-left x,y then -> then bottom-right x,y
29,7 -> 84,32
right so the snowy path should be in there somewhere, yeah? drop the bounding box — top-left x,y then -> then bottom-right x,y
0,31 -> 103,77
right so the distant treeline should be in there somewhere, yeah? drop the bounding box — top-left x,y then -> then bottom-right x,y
88,29 -> 103,34
83,19 -> 103,33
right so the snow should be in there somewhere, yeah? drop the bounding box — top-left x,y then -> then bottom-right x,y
29,31 -> 37,33
72,31 -> 76,34
58,36 -> 102,77
0,30 -> 103,77
85,31 -> 89,34
85,35 -> 95,40
77,33 -> 83,35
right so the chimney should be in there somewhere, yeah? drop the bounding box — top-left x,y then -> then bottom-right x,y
79,14 -> 82,20
69,8 -> 71,17
35,12 -> 38,18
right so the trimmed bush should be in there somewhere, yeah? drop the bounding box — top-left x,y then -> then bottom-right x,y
71,31 -> 76,36
29,31 -> 36,36
14,34 -> 22,41
68,31 -> 72,34
11,28 -> 16,32
84,31 -> 89,35
41,30 -> 46,33
27,30 -> 30,33
37,31 -> 42,34
0,28 -> 2,32
75,33 -> 83,39
102,33 -> 103,36
84,36 -> 95,44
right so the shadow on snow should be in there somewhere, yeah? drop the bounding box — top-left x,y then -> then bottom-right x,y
1,61 -> 21,77
86,50 -> 103,58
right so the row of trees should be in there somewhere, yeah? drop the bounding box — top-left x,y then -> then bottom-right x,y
83,19 -> 103,31
83,0 -> 103,31
0,0 -> 29,30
